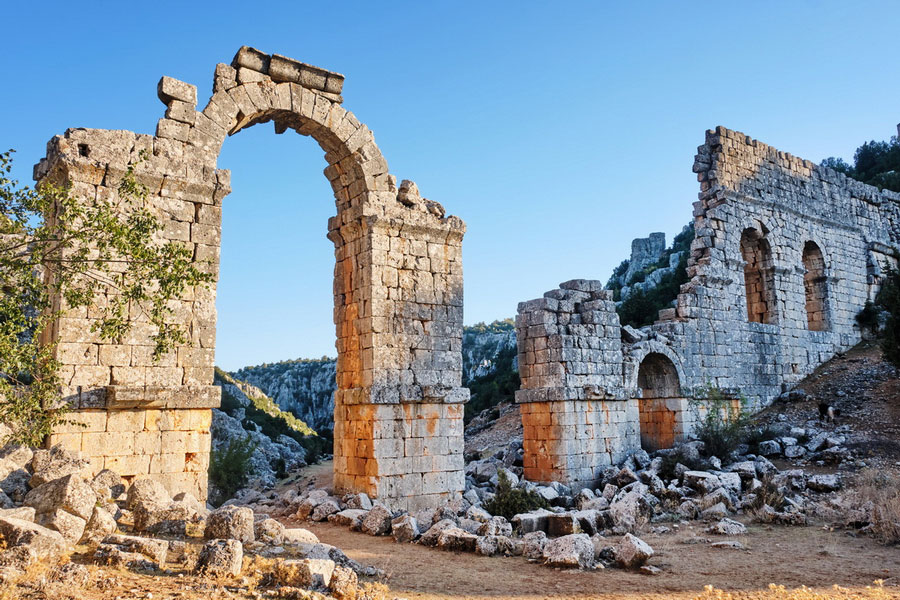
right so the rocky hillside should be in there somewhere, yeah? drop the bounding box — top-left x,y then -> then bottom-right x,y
233,359 -> 336,434
211,369 -> 328,499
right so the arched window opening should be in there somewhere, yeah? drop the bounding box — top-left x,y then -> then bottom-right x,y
637,353 -> 681,452
740,228 -> 776,324
803,241 -> 829,331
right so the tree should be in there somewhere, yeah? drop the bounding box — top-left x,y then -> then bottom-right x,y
876,265 -> 900,368
0,150 -> 214,445
821,135 -> 900,193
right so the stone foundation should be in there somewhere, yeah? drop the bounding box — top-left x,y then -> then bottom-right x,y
47,408 -> 211,498
333,401 -> 464,511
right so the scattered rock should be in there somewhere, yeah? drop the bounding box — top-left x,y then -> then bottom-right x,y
204,505 -> 255,543
196,539 -> 243,576
542,533 -> 594,569
615,533 -> 654,568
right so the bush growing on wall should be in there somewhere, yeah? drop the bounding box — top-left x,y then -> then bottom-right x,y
0,151 -> 214,446
689,383 -> 751,459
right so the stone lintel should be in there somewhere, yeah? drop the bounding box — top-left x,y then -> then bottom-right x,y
105,385 -> 221,409
231,46 -> 344,96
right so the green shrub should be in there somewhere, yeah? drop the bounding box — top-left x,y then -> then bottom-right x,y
878,265 -> 900,368
689,384 -> 751,459
209,434 -> 257,505
484,471 -> 549,520
856,300 -> 881,335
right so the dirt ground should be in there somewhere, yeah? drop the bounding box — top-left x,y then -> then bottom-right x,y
289,518 -> 900,600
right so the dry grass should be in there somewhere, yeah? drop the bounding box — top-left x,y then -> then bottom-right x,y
694,581 -> 891,600
843,469 -> 900,544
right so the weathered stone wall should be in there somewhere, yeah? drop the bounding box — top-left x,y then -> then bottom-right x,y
36,47 -> 468,508
517,125 -> 900,488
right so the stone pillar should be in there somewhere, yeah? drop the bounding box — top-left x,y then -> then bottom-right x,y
330,213 -> 468,511
515,280 -> 636,490
36,124 -> 224,500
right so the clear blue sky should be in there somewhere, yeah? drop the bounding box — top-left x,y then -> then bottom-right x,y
3,2 -> 898,370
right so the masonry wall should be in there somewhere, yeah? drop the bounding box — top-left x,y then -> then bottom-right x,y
37,47 -> 468,508
517,125 -> 900,488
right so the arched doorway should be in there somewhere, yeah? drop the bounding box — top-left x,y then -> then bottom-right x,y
39,47 -> 469,509
740,228 -> 777,324
636,352 -> 682,451
802,241 -> 829,331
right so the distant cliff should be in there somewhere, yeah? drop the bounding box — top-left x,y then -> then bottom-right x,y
233,359 -> 336,434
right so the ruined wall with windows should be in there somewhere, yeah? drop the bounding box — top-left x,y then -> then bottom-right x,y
516,125 -> 900,489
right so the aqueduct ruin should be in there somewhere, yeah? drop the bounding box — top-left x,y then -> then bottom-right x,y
515,125 -> 900,489
33,46 -> 900,503
37,47 -> 467,509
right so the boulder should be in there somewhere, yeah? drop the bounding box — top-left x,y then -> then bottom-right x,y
310,499 -> 341,522
276,558 -> 335,588
707,518 -> 747,535
700,502 -> 729,520
360,505 -> 392,536
204,505 -> 255,543
475,535 -> 517,556
808,474 -> 841,492
615,533 -> 654,568
328,509 -> 367,529
24,473 -> 96,521
729,461 -> 757,480
136,497 -> 202,535
683,471 -> 721,494
0,507 -> 35,521
465,505 -> 492,523
511,508 -> 552,534
542,533 -> 594,569
102,534 -> 168,566
342,492 -> 372,511
547,512 -> 580,537
758,440 -> 782,456
522,530 -> 548,560
0,459 -> 30,503
254,518 -> 286,544
91,470 -> 125,501
608,490 -> 652,533
126,478 -> 171,512
0,516 -> 67,559
436,526 -> 478,552
37,509 -> 86,543
784,445 -> 807,459
80,506 -> 118,545
196,539 -> 243,576
94,544 -> 158,570
329,564 -> 359,600
391,515 -> 419,543
282,528 -> 319,545
418,519 -> 456,547
477,516 -> 512,537
28,445 -> 90,488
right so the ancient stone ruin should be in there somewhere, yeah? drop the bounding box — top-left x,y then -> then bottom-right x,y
515,125 -> 900,489
29,44 -> 900,507
35,47 -> 467,509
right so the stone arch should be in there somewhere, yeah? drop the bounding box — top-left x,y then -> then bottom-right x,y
636,353 -> 683,452
740,227 -> 777,324
802,240 -> 829,331
37,47 -> 468,510
624,340 -> 687,391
